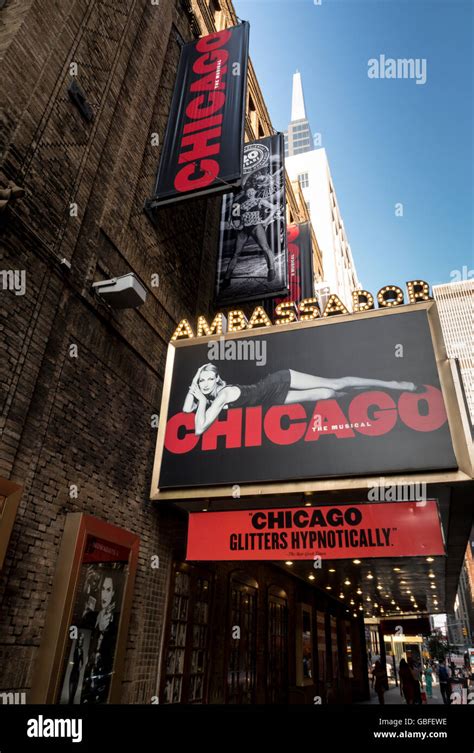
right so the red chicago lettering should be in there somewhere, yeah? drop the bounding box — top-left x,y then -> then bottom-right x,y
178,127 -> 222,164
183,113 -> 223,135
192,49 -> 229,76
195,28 -> 231,52
201,409 -> 242,450
398,385 -> 447,431
305,401 -> 355,440
185,92 -> 225,120
287,224 -> 300,243
174,29 -> 233,192
244,406 -> 263,447
190,71 -> 226,93
164,386 -> 448,455
264,405 -> 307,445
348,391 -> 397,435
174,160 -> 219,191
165,413 -> 199,454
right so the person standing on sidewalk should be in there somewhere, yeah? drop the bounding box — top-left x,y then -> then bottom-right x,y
372,660 -> 388,705
399,659 -> 417,704
424,664 -> 433,699
408,658 -> 422,704
438,660 -> 450,704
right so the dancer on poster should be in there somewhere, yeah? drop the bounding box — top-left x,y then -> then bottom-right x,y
216,135 -> 287,303
183,363 -> 419,435
222,186 -> 280,286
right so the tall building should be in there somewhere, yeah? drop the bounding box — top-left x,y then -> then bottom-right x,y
284,71 -> 360,309
433,280 -> 474,424
284,70 -> 314,157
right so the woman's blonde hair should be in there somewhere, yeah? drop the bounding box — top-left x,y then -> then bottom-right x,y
198,363 -> 227,393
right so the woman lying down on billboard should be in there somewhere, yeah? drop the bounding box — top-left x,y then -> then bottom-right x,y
183,364 -> 423,436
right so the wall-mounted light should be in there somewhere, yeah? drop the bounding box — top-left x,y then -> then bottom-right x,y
92,273 -> 147,309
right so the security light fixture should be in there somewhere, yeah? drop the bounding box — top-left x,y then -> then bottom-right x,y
92,273 -> 147,309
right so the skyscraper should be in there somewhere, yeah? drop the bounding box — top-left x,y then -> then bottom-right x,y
284,71 -> 360,309
433,279 -> 474,423
284,71 -> 314,157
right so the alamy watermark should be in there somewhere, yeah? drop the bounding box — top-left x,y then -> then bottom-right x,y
367,477 -> 427,503
0,269 -> 26,296
368,55 -> 427,85
0,690 -> 27,704
208,335 -> 267,367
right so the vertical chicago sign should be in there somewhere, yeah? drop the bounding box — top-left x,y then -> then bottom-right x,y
151,23 -> 250,207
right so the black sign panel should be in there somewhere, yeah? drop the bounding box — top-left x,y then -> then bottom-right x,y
152,23 -> 249,207
215,134 -> 287,304
273,222 -> 314,312
157,309 -> 457,489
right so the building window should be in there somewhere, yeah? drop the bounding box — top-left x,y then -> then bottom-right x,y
248,93 -> 258,135
298,172 -> 309,188
161,564 -> 213,704
209,0 -> 226,31
267,587 -> 289,703
226,572 -> 258,704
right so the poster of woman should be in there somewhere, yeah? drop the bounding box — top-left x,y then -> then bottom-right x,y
157,310 -> 456,489
215,134 -> 288,305
58,539 -> 127,704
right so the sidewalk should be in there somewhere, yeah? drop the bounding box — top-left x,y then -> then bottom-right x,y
362,678 -> 445,705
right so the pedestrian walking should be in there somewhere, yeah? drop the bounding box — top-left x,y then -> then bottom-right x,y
424,664 -> 433,698
438,660 -> 450,704
372,660 -> 388,705
408,658 -> 422,704
399,658 -> 417,704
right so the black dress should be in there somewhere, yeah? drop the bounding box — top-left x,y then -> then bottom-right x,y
231,369 -> 291,409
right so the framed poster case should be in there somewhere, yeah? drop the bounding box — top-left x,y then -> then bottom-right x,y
30,513 -> 139,704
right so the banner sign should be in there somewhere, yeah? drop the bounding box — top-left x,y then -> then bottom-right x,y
274,222 -> 313,309
186,501 -> 445,560
215,134 -> 287,304
151,23 -> 249,207
156,308 -> 456,490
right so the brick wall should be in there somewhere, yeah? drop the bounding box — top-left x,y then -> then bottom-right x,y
0,0 -> 221,702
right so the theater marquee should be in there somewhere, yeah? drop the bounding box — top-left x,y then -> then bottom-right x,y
186,501 -> 445,561
151,302 -> 471,500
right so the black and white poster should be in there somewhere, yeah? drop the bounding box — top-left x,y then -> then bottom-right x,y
215,134 -> 287,305
156,309 -> 456,489
58,536 -> 128,704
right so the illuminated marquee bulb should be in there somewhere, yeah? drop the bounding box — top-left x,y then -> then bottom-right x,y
322,294 -> 349,317
406,279 -> 432,303
352,289 -> 375,312
196,313 -> 226,338
171,318 -> 194,341
377,285 -> 404,308
298,297 -> 321,321
246,306 -> 272,330
227,310 -> 248,333
274,300 -> 298,325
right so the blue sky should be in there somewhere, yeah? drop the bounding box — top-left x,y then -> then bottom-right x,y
234,0 -> 473,293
